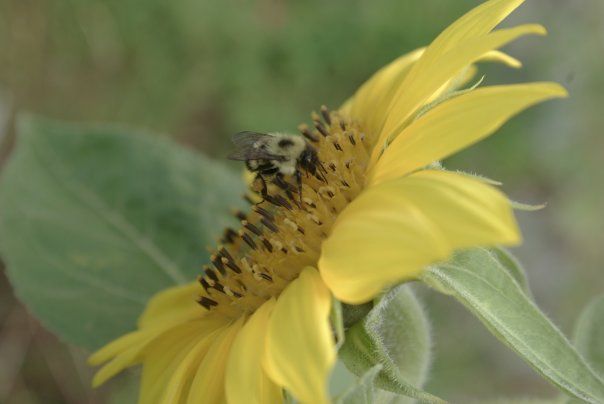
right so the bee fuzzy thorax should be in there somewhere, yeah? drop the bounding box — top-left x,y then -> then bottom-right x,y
203,106 -> 371,317
268,134 -> 306,176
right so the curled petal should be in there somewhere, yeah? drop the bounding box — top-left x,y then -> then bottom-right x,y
319,170 -> 519,304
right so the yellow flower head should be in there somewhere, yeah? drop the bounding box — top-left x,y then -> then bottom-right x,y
89,0 -> 567,402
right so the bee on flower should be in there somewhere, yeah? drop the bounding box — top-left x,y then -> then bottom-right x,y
227,131 -> 326,203
89,0 -> 567,403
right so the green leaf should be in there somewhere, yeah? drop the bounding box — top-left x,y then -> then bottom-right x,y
331,297 -> 345,349
340,285 -> 445,403
0,116 -> 246,349
564,294 -> 604,404
488,247 -> 531,295
421,248 -> 604,404
473,399 -> 564,404
573,294 -> 604,377
335,365 -> 382,404
341,301 -> 373,329
371,390 -> 414,404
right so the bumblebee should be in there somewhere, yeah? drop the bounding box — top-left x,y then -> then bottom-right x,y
228,131 -> 325,202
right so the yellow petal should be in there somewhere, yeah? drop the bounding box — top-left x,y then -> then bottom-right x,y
370,82 -> 568,186
378,0 -> 524,129
89,329 -> 149,367
425,0 -> 525,56
160,328 -> 223,404
137,320 -> 217,404
90,332 -> 148,387
371,23 -> 546,166
343,47 -> 425,139
428,50 -> 522,104
263,268 -> 335,404
479,50 -> 522,68
138,282 -> 203,328
93,321 -> 196,393
342,47 -> 519,140
343,0 -> 525,141
186,318 -> 244,404
226,300 -> 283,404
319,170 -> 520,304
90,282 -> 201,370
376,0 -> 527,124
90,314 -> 228,389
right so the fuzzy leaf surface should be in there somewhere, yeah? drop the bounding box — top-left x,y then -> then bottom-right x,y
0,116 -> 245,349
573,294 -> 604,377
335,365 -> 382,404
340,285 -> 444,403
422,248 -> 604,403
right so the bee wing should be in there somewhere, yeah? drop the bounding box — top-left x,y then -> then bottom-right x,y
228,131 -> 287,161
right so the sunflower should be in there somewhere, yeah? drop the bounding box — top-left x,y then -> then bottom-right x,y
89,0 -> 567,402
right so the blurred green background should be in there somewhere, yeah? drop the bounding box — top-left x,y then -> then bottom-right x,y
0,0 -> 602,402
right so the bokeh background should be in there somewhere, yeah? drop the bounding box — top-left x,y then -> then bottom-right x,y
0,0 -> 602,402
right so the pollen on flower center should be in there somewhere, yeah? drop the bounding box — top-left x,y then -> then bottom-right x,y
197,106 -> 372,318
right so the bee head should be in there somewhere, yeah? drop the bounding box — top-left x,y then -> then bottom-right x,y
299,144 -> 320,175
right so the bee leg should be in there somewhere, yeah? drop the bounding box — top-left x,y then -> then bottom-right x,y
255,174 -> 268,202
274,173 -> 301,208
273,173 -> 286,190
296,169 -> 303,205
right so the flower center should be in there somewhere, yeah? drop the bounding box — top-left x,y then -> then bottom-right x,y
197,106 -> 371,318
